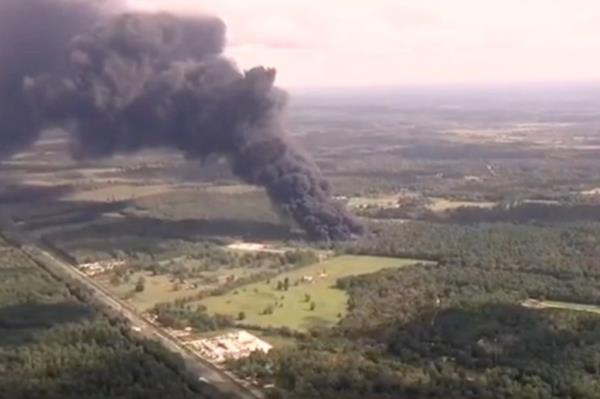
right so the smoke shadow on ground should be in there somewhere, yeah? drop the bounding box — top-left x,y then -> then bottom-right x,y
18,201 -> 129,232
0,301 -> 93,348
0,184 -> 74,205
0,182 -> 130,230
43,215 -> 303,251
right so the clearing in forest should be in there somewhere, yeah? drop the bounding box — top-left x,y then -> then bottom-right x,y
348,194 -> 401,209
65,184 -> 174,202
426,197 -> 496,212
199,255 -> 425,331
97,267 -> 261,312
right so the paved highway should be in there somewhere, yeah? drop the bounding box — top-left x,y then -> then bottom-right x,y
0,217 -> 262,399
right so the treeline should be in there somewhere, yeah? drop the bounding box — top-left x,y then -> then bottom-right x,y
359,201 -> 600,225
153,302 -> 234,331
443,202 -> 600,224
342,221 -> 600,278
138,248 -> 320,279
337,261 -> 600,334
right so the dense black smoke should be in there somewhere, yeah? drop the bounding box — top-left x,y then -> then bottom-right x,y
0,0 -> 364,241
0,0 -> 116,156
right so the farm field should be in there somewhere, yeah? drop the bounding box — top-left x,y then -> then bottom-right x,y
198,255 -> 425,331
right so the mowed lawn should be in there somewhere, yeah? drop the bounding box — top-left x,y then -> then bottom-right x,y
199,255 -> 424,331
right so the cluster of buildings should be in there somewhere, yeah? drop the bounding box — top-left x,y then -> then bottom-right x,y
227,242 -> 267,252
185,330 -> 272,364
301,269 -> 328,284
77,260 -> 125,277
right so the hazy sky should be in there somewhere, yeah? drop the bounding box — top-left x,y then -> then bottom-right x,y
128,0 -> 600,88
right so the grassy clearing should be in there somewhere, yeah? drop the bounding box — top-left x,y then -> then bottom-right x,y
66,184 -> 174,202
522,299 -> 600,315
96,272 -> 200,311
199,255 -> 424,331
348,195 -> 399,209
348,194 -> 496,213
97,266 -> 267,312
203,184 -> 261,195
427,197 -> 496,212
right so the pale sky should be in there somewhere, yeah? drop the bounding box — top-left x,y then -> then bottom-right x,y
128,0 -> 600,88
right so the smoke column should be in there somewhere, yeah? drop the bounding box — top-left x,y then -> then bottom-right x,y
0,0 -> 364,241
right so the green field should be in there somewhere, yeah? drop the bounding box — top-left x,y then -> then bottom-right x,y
199,255 -> 424,331
97,267 -> 261,312
66,183 -> 175,202
426,197 -> 496,212
96,272 -> 199,311
348,194 -> 496,213
348,194 -> 400,208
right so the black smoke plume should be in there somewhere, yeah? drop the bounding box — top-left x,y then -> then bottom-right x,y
0,0 -> 364,241
0,0 -> 116,156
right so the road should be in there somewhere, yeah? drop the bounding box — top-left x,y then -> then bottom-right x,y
0,217 -> 262,399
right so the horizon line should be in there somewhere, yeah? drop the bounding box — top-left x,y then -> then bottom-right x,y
283,79 -> 600,92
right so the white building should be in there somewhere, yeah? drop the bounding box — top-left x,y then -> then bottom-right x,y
78,260 -> 125,276
187,330 -> 273,364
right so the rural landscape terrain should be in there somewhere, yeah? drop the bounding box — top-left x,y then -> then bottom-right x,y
2,84 -> 600,398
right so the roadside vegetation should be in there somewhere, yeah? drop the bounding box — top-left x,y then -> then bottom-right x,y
0,238 -> 223,399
